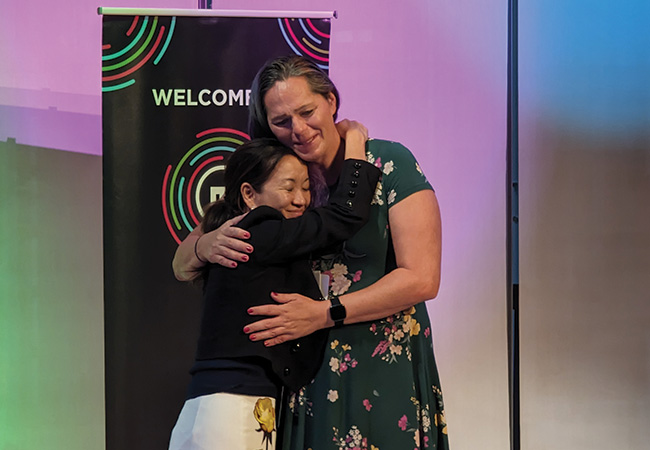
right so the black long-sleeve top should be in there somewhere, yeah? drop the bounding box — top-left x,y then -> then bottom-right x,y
192,158 -> 381,394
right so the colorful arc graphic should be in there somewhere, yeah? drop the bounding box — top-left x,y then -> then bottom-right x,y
277,18 -> 331,69
162,128 -> 250,244
102,16 -> 176,92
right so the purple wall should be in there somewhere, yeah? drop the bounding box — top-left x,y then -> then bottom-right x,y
1,1 -> 511,448
0,0 -> 194,154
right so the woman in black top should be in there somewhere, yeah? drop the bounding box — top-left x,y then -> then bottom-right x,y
169,129 -> 380,449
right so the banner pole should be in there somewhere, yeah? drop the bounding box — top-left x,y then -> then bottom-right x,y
98,7 -> 336,19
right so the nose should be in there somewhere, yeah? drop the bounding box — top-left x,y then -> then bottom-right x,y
291,117 -> 308,137
292,189 -> 309,208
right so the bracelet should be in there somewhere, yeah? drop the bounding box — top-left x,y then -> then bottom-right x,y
194,235 -> 207,264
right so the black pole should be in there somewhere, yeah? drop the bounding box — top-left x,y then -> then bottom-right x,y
506,0 -> 520,449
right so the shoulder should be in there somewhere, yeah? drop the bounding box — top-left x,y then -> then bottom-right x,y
367,139 -> 433,205
236,206 -> 288,252
238,206 -> 283,229
367,138 -> 411,155
366,139 -> 421,169
366,139 -> 425,176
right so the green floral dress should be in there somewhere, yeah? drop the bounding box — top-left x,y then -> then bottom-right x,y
279,140 -> 449,450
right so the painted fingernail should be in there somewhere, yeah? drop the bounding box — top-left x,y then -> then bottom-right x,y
247,308 -> 254,314
242,255 -> 249,262
243,232 -> 250,239
250,334 -> 256,341
246,246 -> 253,253
243,327 -> 250,333
231,262 -> 237,268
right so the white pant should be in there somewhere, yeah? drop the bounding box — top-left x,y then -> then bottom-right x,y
169,392 -> 277,450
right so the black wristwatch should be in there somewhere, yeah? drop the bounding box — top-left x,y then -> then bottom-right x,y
329,294 -> 347,328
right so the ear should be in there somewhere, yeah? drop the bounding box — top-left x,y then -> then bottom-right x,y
240,182 -> 257,210
326,92 -> 337,116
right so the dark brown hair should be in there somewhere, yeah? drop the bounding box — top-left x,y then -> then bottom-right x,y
201,138 -> 300,234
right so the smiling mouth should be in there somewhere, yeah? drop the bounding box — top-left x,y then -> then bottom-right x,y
295,135 -> 317,147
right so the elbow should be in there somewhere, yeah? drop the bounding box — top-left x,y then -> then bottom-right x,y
173,269 -> 189,282
423,283 -> 440,302
175,271 -> 200,282
428,280 -> 441,300
417,273 -> 441,302
174,272 -> 191,282
172,262 -> 198,282
171,261 -> 185,281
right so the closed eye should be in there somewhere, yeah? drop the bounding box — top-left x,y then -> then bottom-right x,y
272,118 -> 290,127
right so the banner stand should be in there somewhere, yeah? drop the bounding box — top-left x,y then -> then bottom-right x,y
101,10 -> 333,448
98,7 -> 337,19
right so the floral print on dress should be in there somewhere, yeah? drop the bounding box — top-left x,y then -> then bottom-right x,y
329,263 -> 352,296
387,189 -> 397,205
288,387 -> 314,417
370,306 -> 423,363
366,150 -> 398,207
398,396 -> 432,450
382,160 -> 394,175
431,385 -> 448,435
312,244 -> 365,296
281,140 -> 447,450
332,425 -> 378,450
365,150 -> 378,166
398,389 -> 448,449
329,340 -> 358,376
371,180 -> 384,206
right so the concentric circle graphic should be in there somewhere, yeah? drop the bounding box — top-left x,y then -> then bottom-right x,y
278,18 -> 331,69
102,15 -> 177,92
162,128 -> 251,244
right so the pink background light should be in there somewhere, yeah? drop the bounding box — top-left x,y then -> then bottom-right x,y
3,0 -> 648,448
1,1 -> 510,448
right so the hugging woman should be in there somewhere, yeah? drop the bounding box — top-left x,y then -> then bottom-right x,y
169,130 -> 379,449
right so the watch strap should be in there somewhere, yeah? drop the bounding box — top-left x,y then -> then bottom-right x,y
329,294 -> 346,328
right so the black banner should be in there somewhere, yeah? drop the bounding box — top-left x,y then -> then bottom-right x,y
101,13 -> 331,448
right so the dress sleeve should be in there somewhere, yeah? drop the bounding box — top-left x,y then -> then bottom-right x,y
366,140 -> 433,209
244,159 -> 382,264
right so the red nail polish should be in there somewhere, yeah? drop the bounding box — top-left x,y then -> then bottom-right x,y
250,334 -> 256,341
243,327 -> 250,333
243,232 -> 250,239
247,308 -> 254,314
231,262 -> 237,268
246,246 -> 253,253
242,255 -> 249,262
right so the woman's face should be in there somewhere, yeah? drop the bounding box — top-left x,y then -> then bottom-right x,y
243,155 -> 311,219
264,76 -> 339,168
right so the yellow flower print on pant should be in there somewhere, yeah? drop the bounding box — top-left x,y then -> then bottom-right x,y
253,397 -> 275,450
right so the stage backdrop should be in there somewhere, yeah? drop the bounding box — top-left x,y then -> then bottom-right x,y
101,9 -> 332,449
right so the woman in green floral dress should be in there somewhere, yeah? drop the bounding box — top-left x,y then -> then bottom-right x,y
174,56 -> 449,450
271,137 -> 449,450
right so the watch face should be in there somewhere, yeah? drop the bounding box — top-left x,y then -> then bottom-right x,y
330,303 -> 346,322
